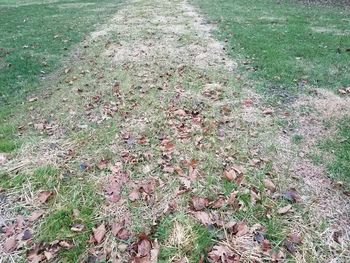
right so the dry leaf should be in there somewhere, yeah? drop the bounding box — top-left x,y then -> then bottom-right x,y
223,169 -> 237,181
233,221 -> 249,237
192,211 -> 212,226
28,210 -> 44,222
4,236 -> 17,252
278,204 -> 292,214
263,178 -> 276,192
93,223 -> 106,244
192,196 -> 209,211
129,188 -> 140,201
38,191 -> 53,203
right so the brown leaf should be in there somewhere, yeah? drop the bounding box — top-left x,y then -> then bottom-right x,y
208,245 -> 239,262
192,211 -> 212,226
191,196 -> 209,211
223,169 -> 237,181
111,220 -> 130,240
261,239 -> 271,251
105,173 -> 129,202
38,191 -> 53,203
137,239 -> 152,257
4,236 -> 17,252
59,240 -> 73,248
129,188 -> 140,201
263,178 -> 276,192
211,198 -> 225,209
233,221 -> 249,237
27,248 -> 46,262
28,210 -> 44,222
278,204 -> 292,215
174,165 -> 185,176
288,233 -> 303,244
227,191 -> 237,206
93,223 -> 106,244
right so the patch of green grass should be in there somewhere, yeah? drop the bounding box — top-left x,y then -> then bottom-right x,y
192,0 -> 350,101
320,117 -> 350,189
0,165 -> 60,190
39,177 -> 101,261
0,0 -> 124,152
155,214 -> 213,262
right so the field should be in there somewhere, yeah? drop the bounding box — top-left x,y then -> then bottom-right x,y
0,0 -> 349,262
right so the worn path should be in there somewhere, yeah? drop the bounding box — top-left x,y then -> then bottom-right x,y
1,0 -> 349,262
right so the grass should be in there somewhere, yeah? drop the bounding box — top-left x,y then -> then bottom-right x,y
320,117 -> 350,189
0,0 -> 124,152
191,0 -> 350,101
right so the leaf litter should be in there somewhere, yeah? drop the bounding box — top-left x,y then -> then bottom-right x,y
1,0 -> 348,262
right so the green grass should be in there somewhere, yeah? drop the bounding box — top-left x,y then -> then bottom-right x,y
191,0 -> 350,101
320,117 -> 350,189
0,0 -> 124,152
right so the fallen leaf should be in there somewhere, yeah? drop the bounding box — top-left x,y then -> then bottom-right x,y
93,223 -> 106,244
28,210 -> 44,222
129,188 -> 140,201
233,221 -> 249,237
112,220 -> 130,240
208,245 -> 239,262
192,211 -> 212,226
4,236 -> 17,252
288,233 -> 303,244
137,239 -> 151,257
263,178 -> 276,192
261,239 -> 271,251
278,204 -> 292,214
59,240 -> 73,248
191,196 -> 209,211
38,191 -> 53,203
223,169 -> 237,181
211,198 -> 225,209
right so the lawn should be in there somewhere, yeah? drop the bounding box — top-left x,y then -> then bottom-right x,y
192,0 -> 350,100
192,0 -> 350,189
0,0 -> 124,152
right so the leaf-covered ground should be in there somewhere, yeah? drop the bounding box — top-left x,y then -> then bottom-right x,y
0,0 -> 349,262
